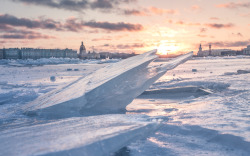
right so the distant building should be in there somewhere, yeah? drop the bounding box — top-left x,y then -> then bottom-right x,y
209,44 -> 212,56
198,44 -> 202,56
4,48 -> 22,59
197,44 -> 234,56
0,48 -> 77,60
21,48 -> 77,59
99,52 -> 111,59
0,49 -> 3,59
78,41 -> 100,59
79,41 -> 87,59
243,45 -> 250,55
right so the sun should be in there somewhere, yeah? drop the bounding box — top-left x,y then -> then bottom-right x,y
157,45 -> 179,55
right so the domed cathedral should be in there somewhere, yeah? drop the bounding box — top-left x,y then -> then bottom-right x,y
78,41 -> 100,59
79,41 -> 87,59
79,41 -> 86,54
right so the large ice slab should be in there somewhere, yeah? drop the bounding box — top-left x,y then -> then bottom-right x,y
0,114 -> 161,156
22,50 -> 193,118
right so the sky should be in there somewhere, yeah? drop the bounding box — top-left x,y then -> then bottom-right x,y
0,0 -> 250,54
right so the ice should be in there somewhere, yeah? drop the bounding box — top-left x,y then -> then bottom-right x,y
237,69 -> 250,74
0,114 -> 161,156
1,52 -> 249,156
128,124 -> 250,156
50,76 -> 56,82
138,86 -> 212,99
22,50 -> 193,118
126,56 -> 250,155
0,58 -> 119,66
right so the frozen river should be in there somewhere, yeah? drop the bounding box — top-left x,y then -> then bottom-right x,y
128,56 -> 250,155
0,56 -> 250,155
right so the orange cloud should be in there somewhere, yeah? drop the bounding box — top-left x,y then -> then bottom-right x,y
149,7 -> 177,15
205,23 -> 235,29
191,5 -> 201,11
123,9 -> 147,16
175,20 -> 201,26
210,17 -> 220,20
216,2 -> 250,9
92,38 -> 112,41
197,34 -> 207,38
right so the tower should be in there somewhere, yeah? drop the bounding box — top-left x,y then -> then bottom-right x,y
209,44 -> 212,56
79,41 -> 86,55
197,44 -> 203,57
199,44 -> 202,52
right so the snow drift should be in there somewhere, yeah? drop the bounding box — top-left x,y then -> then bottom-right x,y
22,50 -> 193,118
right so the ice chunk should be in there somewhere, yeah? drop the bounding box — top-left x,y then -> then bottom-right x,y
50,76 -> 56,82
237,69 -> 250,74
139,86 -> 212,99
0,114 -> 161,156
22,50 -> 193,118
192,69 -> 197,72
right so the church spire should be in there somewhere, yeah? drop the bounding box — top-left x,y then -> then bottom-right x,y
209,43 -> 212,55
199,44 -> 202,52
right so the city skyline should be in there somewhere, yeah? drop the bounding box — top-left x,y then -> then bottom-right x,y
0,0 -> 250,54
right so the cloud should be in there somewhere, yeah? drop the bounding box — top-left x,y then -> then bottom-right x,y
0,21 -> 55,40
232,32 -> 243,37
92,38 -> 112,41
1,14 -> 143,32
0,24 -> 13,31
0,41 -> 5,44
83,21 -> 143,31
197,34 -> 207,38
64,17 -> 83,32
210,40 -> 250,47
205,23 -> 235,29
175,20 -> 201,26
210,17 -> 220,20
149,7 -> 177,15
122,7 -> 177,16
200,28 -> 207,33
12,0 -> 137,12
0,33 -> 52,39
240,13 -> 250,17
90,0 -> 113,9
0,29 -> 55,39
122,9 -> 147,16
0,14 -> 62,30
216,2 -> 250,9
191,5 -> 201,11
116,43 -> 144,49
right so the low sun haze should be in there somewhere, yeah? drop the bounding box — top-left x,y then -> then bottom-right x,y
0,0 -> 250,54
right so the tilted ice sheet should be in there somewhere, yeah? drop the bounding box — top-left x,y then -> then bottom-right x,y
22,51 -> 193,118
0,114 -> 161,156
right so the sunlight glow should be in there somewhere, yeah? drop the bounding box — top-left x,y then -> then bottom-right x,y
157,44 -> 179,55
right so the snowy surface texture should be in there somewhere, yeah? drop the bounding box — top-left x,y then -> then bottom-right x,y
0,50 -> 192,156
127,56 -> 250,156
0,114 -> 161,156
1,54 -> 250,156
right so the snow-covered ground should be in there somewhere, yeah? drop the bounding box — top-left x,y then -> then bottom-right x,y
128,56 -> 250,155
0,56 -> 250,155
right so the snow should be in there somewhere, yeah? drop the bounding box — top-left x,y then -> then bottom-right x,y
0,114 -> 161,156
127,56 -> 250,155
1,53 -> 250,156
0,57 -> 120,66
